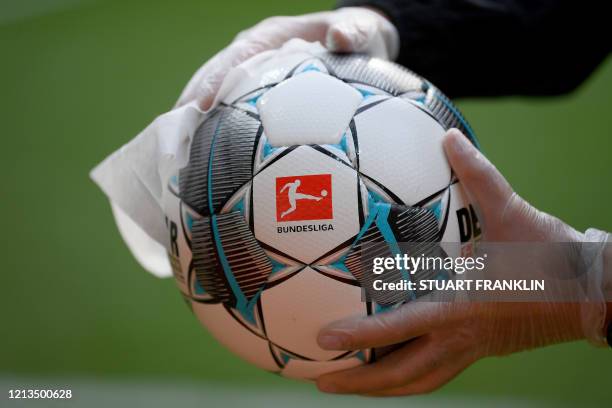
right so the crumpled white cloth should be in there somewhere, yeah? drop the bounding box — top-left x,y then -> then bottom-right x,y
90,40 -> 329,278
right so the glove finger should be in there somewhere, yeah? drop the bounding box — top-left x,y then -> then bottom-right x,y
325,24 -> 354,53
362,353 -> 474,396
177,15 -> 331,109
176,40 -> 268,110
443,129 -> 513,224
317,301 -> 459,350
326,17 -> 384,57
317,335 -> 456,394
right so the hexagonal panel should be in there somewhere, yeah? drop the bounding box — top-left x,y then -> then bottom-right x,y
252,146 -> 360,264
257,71 -> 362,147
191,302 -> 279,372
221,49 -> 317,105
354,97 -> 451,205
261,267 -> 366,361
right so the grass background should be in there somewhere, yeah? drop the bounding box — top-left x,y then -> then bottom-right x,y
1,0 -> 610,405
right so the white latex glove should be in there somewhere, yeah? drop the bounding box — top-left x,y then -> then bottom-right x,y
314,129 -> 611,396
175,7 -> 399,110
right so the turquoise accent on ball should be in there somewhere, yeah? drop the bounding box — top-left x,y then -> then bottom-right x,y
263,141 -> 278,158
185,211 -> 194,232
358,192 -> 416,300
231,198 -> 245,215
210,215 -> 258,324
321,143 -> 347,157
340,132 -> 348,152
427,199 -> 442,221
375,302 -> 393,313
300,63 -> 321,73
352,194 -> 379,244
329,260 -> 350,274
193,278 -> 206,295
269,257 -> 286,274
367,189 -> 385,204
436,269 -> 450,280
357,88 -> 375,98
373,203 -> 415,300
246,94 -> 261,106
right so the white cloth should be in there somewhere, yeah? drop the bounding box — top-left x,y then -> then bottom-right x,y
90,40 -> 329,278
91,102 -> 204,277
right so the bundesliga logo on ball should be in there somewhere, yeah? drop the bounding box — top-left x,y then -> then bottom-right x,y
275,174 -> 333,222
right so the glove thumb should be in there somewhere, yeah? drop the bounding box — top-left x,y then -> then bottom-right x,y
443,129 -> 513,224
325,8 -> 399,60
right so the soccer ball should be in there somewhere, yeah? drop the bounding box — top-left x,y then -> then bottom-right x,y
163,50 -> 480,379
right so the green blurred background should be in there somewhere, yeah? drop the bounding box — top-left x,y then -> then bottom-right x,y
1,0 -> 610,406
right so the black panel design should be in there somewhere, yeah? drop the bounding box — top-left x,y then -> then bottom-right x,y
191,212 -> 273,305
319,53 -> 423,96
388,205 -> 439,243
180,106 -> 260,216
209,108 -> 260,212
424,87 -> 476,144
191,217 -> 231,303
344,203 -> 448,305
216,212 -> 273,299
344,222 -> 408,305
318,52 -> 477,146
388,205 -> 449,296
179,109 -> 221,216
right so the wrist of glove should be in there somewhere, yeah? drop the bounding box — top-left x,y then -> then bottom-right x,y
581,228 -> 611,346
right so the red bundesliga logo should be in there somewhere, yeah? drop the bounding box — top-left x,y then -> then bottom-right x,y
275,174 -> 333,222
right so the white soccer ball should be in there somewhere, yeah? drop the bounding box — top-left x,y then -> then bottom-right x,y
163,50 -> 481,380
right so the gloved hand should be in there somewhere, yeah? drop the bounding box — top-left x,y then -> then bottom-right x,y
175,7 -> 399,110
315,129 -> 610,396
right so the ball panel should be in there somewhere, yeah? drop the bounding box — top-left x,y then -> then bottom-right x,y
252,146 -> 360,264
257,71 -> 362,147
319,54 -> 423,96
191,302 -> 280,372
209,108 -> 260,213
222,50 -> 318,105
180,106 -> 260,216
261,267 -> 366,361
172,48 -> 480,381
179,110 -> 220,216
355,97 -> 451,205
191,212 -> 273,307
